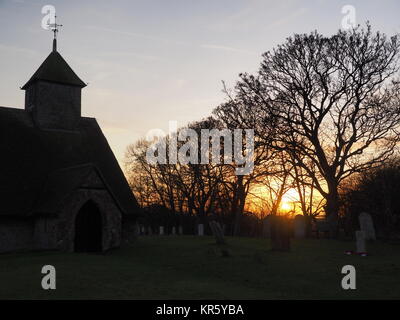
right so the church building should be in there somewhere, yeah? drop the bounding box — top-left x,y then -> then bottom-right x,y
0,35 -> 140,253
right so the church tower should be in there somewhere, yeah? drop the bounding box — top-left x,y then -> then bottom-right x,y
21,25 -> 86,131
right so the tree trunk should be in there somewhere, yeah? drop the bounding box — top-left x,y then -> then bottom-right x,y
325,186 -> 339,238
233,176 -> 245,236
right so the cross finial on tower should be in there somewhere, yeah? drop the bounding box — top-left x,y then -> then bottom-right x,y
48,15 -> 63,52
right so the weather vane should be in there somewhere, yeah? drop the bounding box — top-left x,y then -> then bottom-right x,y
48,15 -> 62,52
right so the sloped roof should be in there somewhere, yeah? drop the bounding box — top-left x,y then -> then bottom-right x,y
35,164 -> 94,214
0,106 -> 139,217
21,51 -> 86,89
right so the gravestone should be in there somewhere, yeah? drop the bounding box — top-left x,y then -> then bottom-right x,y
140,225 -> 144,235
314,219 -> 330,238
209,221 -> 226,245
356,230 -> 367,253
198,224 -> 204,236
178,226 -> 183,235
270,216 -> 290,251
159,226 -> 164,236
262,216 -> 272,238
294,215 -> 306,238
172,227 -> 176,235
133,223 -> 140,238
358,212 -> 376,240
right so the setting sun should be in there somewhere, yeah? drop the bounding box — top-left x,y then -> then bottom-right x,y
280,201 -> 292,211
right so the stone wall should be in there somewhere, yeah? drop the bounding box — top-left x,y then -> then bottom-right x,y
33,216 -> 58,251
0,188 -> 123,254
56,188 -> 122,252
25,81 -> 81,131
0,217 -> 34,253
1,168 -> 127,253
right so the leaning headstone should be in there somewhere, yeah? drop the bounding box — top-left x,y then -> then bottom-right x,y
315,219 -> 330,238
294,215 -> 306,238
262,216 -> 272,238
172,227 -> 176,235
358,212 -> 376,240
178,226 -> 183,235
133,223 -> 140,238
198,224 -> 204,236
270,216 -> 290,251
356,230 -> 367,254
159,226 -> 164,235
209,221 -> 226,245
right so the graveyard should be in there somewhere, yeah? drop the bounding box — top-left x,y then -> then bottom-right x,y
1,236 -> 399,300
1,2 -> 400,305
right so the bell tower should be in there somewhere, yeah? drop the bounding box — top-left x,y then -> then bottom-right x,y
21,18 -> 86,130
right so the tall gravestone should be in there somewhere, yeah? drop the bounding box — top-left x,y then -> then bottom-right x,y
270,216 -> 291,251
172,227 -> 176,235
262,216 -> 272,238
294,215 -> 306,238
133,223 -> 140,238
159,226 -> 164,236
198,224 -> 204,236
358,212 -> 376,240
356,230 -> 367,253
209,221 -> 226,245
178,226 -> 183,235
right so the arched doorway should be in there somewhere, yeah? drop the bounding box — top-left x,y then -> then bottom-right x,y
74,200 -> 102,252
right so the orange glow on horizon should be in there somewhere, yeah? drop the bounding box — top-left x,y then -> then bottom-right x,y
245,184 -> 325,217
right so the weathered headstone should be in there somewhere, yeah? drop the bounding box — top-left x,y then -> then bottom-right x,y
178,226 -> 183,235
327,214 -> 339,238
133,223 -> 140,238
262,216 -> 272,238
270,216 -> 290,251
294,215 -> 306,238
356,230 -> 367,253
209,221 -> 226,245
198,224 -> 204,236
358,212 -> 376,240
314,219 -> 330,238
159,226 -> 164,236
172,226 -> 176,235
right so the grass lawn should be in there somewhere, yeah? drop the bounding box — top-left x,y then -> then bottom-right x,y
0,236 -> 399,299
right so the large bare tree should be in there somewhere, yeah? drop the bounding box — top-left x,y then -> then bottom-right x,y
232,24 -> 400,236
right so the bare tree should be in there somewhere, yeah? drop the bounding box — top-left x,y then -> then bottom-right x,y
233,24 -> 400,236
214,97 -> 278,235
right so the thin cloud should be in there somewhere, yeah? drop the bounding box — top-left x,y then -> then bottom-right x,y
83,25 -> 190,46
265,7 -> 309,30
0,44 -> 38,57
84,25 -> 257,56
200,44 -> 257,55
98,51 -> 163,62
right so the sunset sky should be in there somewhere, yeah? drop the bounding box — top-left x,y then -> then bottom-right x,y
1,0 -> 399,166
